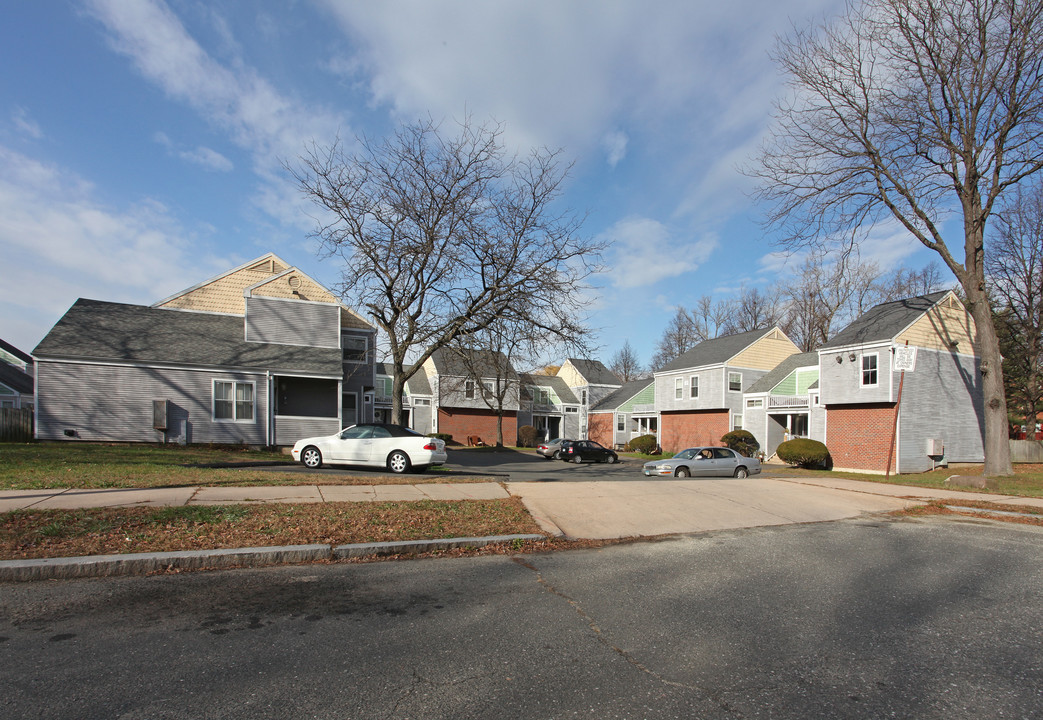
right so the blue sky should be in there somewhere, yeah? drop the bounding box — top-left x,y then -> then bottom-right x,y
0,0 -> 945,367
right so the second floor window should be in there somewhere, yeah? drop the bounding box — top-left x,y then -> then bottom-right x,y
342,335 -> 367,363
465,380 -> 476,399
728,372 -> 742,392
675,378 -> 683,399
862,354 -> 878,386
690,375 -> 699,398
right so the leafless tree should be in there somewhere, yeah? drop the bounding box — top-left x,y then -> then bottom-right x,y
752,0 -> 1043,475
609,340 -> 646,382
293,117 -> 604,423
650,307 -> 699,370
729,285 -> 786,334
988,183 -> 1043,435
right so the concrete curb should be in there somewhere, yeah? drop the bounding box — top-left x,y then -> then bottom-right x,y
0,534 -> 546,582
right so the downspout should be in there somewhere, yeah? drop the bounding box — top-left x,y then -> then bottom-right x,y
266,371 -> 272,447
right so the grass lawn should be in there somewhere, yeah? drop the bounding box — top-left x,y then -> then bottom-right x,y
766,463 -> 1043,497
0,442 -> 494,490
0,497 -> 549,560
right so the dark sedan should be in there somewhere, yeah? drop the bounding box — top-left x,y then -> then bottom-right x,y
560,439 -> 619,464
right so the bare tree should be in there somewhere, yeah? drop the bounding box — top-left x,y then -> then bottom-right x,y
650,307 -> 699,370
988,183 -> 1043,436
293,117 -> 604,423
610,340 -> 646,382
753,0 -> 1043,475
729,285 -> 785,334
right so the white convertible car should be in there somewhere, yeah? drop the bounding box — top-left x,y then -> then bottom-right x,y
291,423 -> 448,474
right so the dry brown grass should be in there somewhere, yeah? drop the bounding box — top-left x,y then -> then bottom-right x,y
1,498 -> 549,560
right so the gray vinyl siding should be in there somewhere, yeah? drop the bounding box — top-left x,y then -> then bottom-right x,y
273,416 -> 340,445
819,346 -> 895,405
656,366 -> 766,414
245,296 -> 340,348
411,402 -> 434,434
437,375 -> 521,412
36,360 -> 268,445
563,411 -> 581,439
897,350 -> 984,472
810,404 -> 826,444
743,399 -> 768,452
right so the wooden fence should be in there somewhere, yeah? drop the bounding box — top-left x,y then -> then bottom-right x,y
1010,439 -> 1043,463
0,408 -> 33,442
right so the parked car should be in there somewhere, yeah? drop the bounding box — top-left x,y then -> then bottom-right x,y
642,446 -> 761,478
561,439 -> 619,464
292,424 -> 448,474
536,437 -> 572,460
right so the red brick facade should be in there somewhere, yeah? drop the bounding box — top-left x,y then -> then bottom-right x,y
659,410 -> 730,453
825,403 -> 896,472
587,412 -> 614,447
437,408 -> 518,446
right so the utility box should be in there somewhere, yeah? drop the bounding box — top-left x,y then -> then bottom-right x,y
926,438 -> 944,457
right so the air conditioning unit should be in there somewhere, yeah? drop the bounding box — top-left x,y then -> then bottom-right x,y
925,438 -> 944,457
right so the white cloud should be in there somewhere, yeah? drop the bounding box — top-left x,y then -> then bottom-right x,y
0,145 -> 234,350
599,216 -> 717,289
602,130 -> 628,168
154,131 -> 233,172
12,106 -> 43,139
85,0 -> 344,167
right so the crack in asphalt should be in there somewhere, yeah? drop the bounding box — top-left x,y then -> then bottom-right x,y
512,557 -> 745,717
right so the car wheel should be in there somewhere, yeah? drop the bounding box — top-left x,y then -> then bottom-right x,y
553,450 -> 562,460
301,446 -> 322,469
734,466 -> 749,479
674,466 -> 690,478
572,454 -> 582,464
606,454 -> 617,464
387,450 -> 411,474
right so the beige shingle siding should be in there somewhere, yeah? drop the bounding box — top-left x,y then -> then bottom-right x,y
895,295 -> 978,355
157,257 -> 290,315
728,329 -> 800,370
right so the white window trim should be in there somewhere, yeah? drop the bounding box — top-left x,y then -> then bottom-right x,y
728,371 -> 742,393
465,380 -> 476,399
617,413 -> 625,432
732,413 -> 743,430
861,353 -> 880,388
690,375 -> 699,399
674,377 -> 683,400
746,398 -> 763,408
212,379 -> 256,423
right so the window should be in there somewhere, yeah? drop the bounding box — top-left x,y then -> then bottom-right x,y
746,399 -> 763,408
690,375 -> 699,398
414,398 -> 431,406
732,414 -> 743,430
811,393 -> 820,407
728,372 -> 742,392
213,380 -> 255,422
342,335 -> 367,363
713,448 -> 735,460
565,406 -> 578,413
674,378 -> 683,399
861,354 -> 879,387
581,389 -> 587,405
465,380 -> 476,399
617,414 -> 625,431
482,380 -> 495,397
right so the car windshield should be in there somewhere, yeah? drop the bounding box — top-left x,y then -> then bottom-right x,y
674,449 -> 697,460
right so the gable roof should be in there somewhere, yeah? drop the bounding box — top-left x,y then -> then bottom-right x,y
376,363 -> 433,395
590,378 -> 655,412
820,291 -> 950,350
0,338 -> 33,367
745,352 -> 817,394
564,358 -> 621,386
0,362 -> 33,395
656,328 -> 777,374
519,373 -> 580,404
429,347 -> 519,380
34,299 -> 343,376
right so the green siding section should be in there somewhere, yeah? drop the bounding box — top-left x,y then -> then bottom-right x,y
770,368 -> 819,396
618,383 -> 655,412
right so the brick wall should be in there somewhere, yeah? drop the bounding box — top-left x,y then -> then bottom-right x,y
825,403 -> 896,472
588,412 -> 614,447
659,410 -> 729,453
437,408 -> 518,446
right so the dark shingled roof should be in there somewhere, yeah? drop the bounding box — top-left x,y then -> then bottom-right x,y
820,292 -> 950,350
429,347 -> 519,380
590,378 -> 655,412
34,299 -> 343,376
0,338 -> 33,366
657,328 -> 775,374
0,362 -> 33,395
376,363 -> 433,395
519,373 -> 580,404
745,352 -> 817,394
564,358 -> 621,386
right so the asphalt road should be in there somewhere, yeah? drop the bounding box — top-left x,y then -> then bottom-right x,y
268,446 -> 767,482
4,516 -> 1042,719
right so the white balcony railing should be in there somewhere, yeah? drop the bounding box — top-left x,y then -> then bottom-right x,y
768,395 -> 809,409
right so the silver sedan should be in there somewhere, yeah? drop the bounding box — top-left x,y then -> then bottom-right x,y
643,446 -> 761,479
